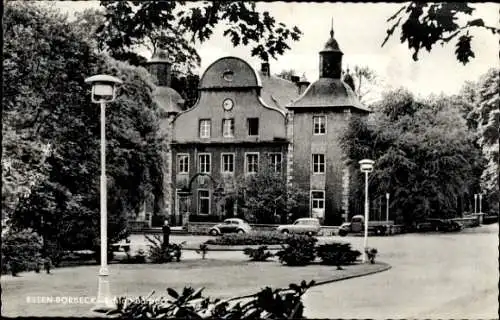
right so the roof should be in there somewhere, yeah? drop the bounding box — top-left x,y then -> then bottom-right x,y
152,86 -> 184,114
199,56 -> 261,89
289,78 -> 370,112
259,71 -> 300,110
321,29 -> 342,53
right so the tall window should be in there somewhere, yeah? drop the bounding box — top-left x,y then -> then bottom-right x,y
313,116 -> 326,135
177,154 -> 189,174
311,191 -> 325,210
221,153 -> 235,173
198,154 -> 211,173
199,119 -> 211,138
269,153 -> 282,173
312,154 -> 325,174
222,119 -> 235,137
247,118 -> 259,136
245,153 -> 259,173
198,190 -> 210,214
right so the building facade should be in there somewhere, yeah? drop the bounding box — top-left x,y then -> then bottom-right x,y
288,28 -> 370,225
143,26 -> 368,226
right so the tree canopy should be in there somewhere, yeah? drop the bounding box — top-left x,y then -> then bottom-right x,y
341,88 -> 485,225
3,2 -> 164,252
383,2 -> 499,64
96,1 -> 302,71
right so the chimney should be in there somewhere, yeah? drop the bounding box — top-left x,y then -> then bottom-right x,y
145,49 -> 172,87
261,62 -> 270,77
297,73 -> 310,95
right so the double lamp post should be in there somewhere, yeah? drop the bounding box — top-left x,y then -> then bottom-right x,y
85,74 -> 122,312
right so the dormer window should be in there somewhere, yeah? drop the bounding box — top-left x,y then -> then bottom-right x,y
222,70 -> 234,82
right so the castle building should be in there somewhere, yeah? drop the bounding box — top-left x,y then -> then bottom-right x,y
144,26 -> 368,227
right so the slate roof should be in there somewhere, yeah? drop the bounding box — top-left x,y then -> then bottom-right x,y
259,71 -> 300,110
152,86 -> 185,114
288,78 -> 370,112
321,29 -> 342,53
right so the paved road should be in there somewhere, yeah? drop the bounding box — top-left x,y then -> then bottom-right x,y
303,223 -> 499,319
129,225 -> 498,318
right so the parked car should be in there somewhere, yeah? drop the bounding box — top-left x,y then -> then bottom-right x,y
338,215 -> 394,236
276,218 -> 321,235
426,218 -> 463,232
209,218 -> 252,236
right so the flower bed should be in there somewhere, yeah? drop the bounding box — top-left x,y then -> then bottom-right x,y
204,231 -> 289,246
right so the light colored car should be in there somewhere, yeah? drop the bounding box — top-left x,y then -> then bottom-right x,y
276,218 -> 321,235
209,218 -> 252,236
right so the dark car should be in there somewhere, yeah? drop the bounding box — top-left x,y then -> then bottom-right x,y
427,219 -> 463,232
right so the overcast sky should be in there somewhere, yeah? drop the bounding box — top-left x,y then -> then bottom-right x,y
55,1 -> 498,99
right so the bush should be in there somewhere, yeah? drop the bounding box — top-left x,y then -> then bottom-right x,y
1,228 -> 43,275
316,242 -> 361,267
145,234 -> 185,263
107,280 -> 315,319
243,246 -> 274,261
365,247 -> 378,264
275,235 -> 317,266
195,243 -> 208,259
205,231 -> 288,246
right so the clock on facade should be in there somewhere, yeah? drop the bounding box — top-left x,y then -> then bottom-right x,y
222,98 -> 234,111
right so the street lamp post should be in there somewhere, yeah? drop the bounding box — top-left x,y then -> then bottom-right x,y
385,193 -> 390,222
85,74 -> 122,312
479,193 -> 483,213
359,159 -> 374,263
474,194 -> 478,214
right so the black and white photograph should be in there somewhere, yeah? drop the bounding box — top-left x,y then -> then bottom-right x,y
2,1 -> 499,318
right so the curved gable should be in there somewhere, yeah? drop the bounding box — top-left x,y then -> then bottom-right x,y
199,56 -> 262,89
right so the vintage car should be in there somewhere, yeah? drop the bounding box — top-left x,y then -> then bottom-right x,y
276,218 -> 321,235
208,218 -> 252,236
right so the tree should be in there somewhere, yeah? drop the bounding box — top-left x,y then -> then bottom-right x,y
275,69 -> 297,81
3,2 -> 164,254
343,65 -> 379,103
341,88 -> 485,225
383,2 -> 499,64
235,165 -> 308,224
96,1 -> 302,69
469,68 -> 499,214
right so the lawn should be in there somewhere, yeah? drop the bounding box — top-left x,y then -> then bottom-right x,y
1,257 -> 388,317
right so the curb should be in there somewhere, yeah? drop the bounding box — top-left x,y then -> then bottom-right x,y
226,262 -> 391,302
313,262 -> 391,286
183,244 -> 283,251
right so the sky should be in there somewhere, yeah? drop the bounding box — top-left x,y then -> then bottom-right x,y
54,1 -> 499,100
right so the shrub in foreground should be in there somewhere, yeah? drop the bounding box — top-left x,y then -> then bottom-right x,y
107,280 -> 315,319
316,242 -> 361,268
365,247 -> 378,264
205,231 -> 288,246
1,228 -> 42,276
276,235 -> 317,266
145,235 -> 185,263
243,246 -> 274,261
195,243 -> 208,259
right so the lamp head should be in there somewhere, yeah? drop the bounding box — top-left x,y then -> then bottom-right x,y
85,74 -> 123,103
386,193 -> 390,199
359,159 -> 374,172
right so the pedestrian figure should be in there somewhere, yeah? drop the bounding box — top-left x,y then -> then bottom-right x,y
162,219 -> 170,248
44,257 -> 51,274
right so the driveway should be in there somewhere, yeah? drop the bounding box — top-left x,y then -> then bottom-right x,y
302,223 -> 499,319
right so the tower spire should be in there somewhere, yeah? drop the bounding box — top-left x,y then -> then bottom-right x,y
330,18 -> 334,37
